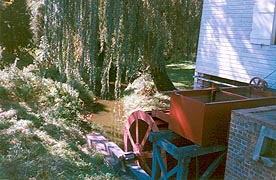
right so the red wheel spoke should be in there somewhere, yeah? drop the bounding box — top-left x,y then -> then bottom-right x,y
126,128 -> 136,149
123,110 -> 165,174
136,119 -> 139,144
141,123 -> 152,148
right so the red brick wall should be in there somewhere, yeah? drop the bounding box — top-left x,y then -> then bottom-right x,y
225,106 -> 276,179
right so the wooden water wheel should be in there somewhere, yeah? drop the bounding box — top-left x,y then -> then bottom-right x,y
249,77 -> 268,90
123,110 -> 167,174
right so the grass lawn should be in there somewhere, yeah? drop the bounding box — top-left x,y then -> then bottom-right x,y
166,60 -> 195,90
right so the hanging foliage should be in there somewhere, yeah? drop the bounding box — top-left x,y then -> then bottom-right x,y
0,0 -> 33,53
43,0 -> 203,99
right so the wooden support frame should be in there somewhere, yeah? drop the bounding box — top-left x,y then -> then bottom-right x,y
253,125 -> 276,167
149,130 -> 227,180
86,133 -> 151,179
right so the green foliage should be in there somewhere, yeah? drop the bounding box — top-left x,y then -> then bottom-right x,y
0,66 -> 84,119
123,73 -> 170,117
0,50 -> 17,68
0,66 -> 118,179
0,0 -> 33,52
42,0 -> 202,98
0,0 -> 35,69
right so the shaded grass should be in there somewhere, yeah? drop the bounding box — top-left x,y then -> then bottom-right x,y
0,66 -> 120,179
166,60 -> 195,90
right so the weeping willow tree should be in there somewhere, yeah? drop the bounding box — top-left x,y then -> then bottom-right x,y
42,0 -> 202,99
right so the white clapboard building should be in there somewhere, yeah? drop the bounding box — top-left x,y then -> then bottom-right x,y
195,0 -> 276,90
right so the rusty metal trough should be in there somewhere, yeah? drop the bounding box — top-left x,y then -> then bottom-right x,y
121,85 -> 276,179
169,86 -> 276,146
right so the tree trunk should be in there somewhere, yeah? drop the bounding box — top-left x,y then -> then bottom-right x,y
149,64 -> 176,92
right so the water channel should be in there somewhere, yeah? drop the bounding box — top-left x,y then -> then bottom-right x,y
88,61 -> 194,148
90,100 -> 126,148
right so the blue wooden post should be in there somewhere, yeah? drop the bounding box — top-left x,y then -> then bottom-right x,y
149,130 -> 227,180
177,157 -> 191,180
152,141 -> 161,180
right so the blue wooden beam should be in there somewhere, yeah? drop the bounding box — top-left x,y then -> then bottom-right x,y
150,130 -> 227,180
125,163 -> 151,180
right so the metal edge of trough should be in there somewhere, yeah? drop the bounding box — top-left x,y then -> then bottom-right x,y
86,133 -> 150,180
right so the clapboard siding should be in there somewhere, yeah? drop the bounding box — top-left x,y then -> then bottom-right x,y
197,56 -> 276,70
196,60 -> 275,76
198,45 -> 276,61
198,37 -> 276,51
195,0 -> 276,89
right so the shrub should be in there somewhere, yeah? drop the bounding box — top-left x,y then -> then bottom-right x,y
0,66 -> 119,179
0,66 -> 83,120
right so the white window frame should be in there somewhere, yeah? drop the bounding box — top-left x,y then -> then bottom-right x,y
250,0 -> 276,45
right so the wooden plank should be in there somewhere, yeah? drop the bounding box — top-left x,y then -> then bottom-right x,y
125,163 -> 151,180
105,142 -> 126,169
194,76 -> 237,87
86,133 -> 109,155
173,144 -> 225,159
151,109 -> 172,123
253,125 -> 276,161
149,130 -> 180,142
86,133 -> 121,169
87,133 -> 150,180
199,151 -> 227,180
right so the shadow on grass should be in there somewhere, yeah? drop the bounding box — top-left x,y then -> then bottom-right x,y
0,128 -> 114,179
0,101 -> 115,178
0,98 -> 45,128
166,61 -> 195,90
0,70 -> 120,179
0,131 -> 108,179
